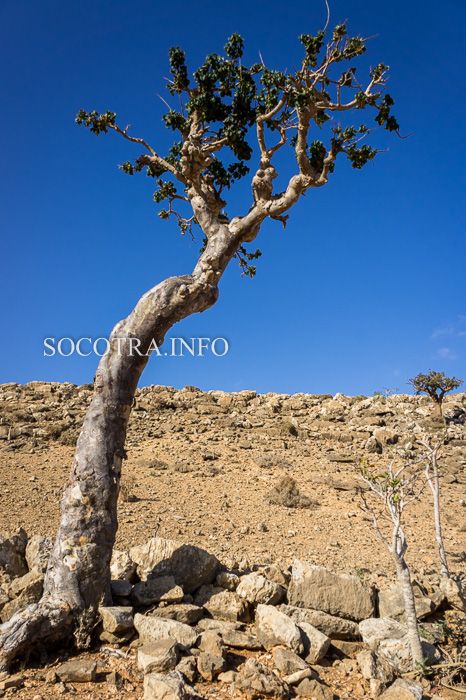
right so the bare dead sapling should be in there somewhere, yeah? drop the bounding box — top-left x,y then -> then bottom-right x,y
359,459 -> 425,670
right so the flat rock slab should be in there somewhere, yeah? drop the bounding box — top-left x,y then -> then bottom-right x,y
288,561 -> 375,622
279,604 -> 360,640
130,537 -> 219,592
55,659 -> 97,683
134,613 -> 198,648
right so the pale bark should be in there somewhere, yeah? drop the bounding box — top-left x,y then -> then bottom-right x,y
424,444 -> 450,578
0,223 -> 242,670
394,552 -> 424,668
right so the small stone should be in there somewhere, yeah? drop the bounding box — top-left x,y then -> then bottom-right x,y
234,658 -> 289,698
111,579 -> 132,598
137,640 -> 179,673
0,674 -> 24,691
198,630 -> 224,656
143,671 -> 199,699
295,678 -> 335,699
99,606 -> 134,635
216,571 -> 239,591
55,659 -> 97,683
176,656 -> 198,684
197,652 -> 225,681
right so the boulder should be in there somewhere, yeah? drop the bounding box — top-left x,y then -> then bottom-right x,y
379,678 -> 423,699
216,571 -> 239,591
25,535 -> 52,574
134,613 -> 198,648
144,671 -> 200,699
194,584 -> 249,622
132,576 -> 184,606
130,538 -> 218,592
378,582 -> 434,621
255,604 -> 304,654
356,649 -> 394,684
137,640 -> 179,673
439,576 -> 466,611
110,549 -> 136,582
359,618 -> 406,648
279,604 -> 360,640
236,572 -> 284,605
288,561 -> 374,621
298,621 -> 330,664
234,658 -> 289,698
0,529 -> 28,578
198,629 -> 224,657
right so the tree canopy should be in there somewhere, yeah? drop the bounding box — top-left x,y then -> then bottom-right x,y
76,26 -> 399,276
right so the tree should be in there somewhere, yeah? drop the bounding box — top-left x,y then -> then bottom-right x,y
409,371 -> 463,418
0,25 -> 399,669
360,460 -> 425,669
416,434 -> 450,578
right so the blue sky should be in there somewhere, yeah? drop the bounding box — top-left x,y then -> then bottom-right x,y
1,0 -> 465,395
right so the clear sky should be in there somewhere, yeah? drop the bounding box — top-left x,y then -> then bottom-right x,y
1,0 -> 465,395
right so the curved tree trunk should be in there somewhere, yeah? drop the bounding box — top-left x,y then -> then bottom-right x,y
0,227 -> 240,670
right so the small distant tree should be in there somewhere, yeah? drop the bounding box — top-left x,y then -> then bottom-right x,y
416,435 -> 450,578
409,371 -> 463,418
359,460 -> 425,669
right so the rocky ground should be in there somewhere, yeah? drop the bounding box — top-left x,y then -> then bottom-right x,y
0,382 -> 465,699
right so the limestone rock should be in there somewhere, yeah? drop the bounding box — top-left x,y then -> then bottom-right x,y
151,603 -> 204,626
198,629 -> 224,656
0,529 -> 28,578
298,621 -> 330,664
234,658 -> 289,698
194,584 -> 249,622
134,613 -> 198,648
130,538 -> 218,592
379,678 -> 423,699
280,604 -> 361,640
216,571 -> 239,591
144,671 -> 200,699
132,576 -> 184,606
378,582 -> 435,621
255,604 -> 304,654
137,640 -> 179,673
272,646 -> 309,675
55,659 -> 97,683
110,549 -> 137,582
197,652 -> 225,681
288,561 -> 374,622
359,617 -> 439,673
295,678 -> 335,698
1,571 -> 43,621
99,606 -> 134,635
236,572 -> 284,605
25,535 -> 52,574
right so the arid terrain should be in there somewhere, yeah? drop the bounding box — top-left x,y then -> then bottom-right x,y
0,382 -> 465,699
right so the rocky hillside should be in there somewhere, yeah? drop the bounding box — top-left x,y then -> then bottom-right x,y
0,382 -> 465,698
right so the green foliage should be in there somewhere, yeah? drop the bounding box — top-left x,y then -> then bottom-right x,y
76,25 -> 400,278
75,109 -> 116,134
409,371 -> 463,404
